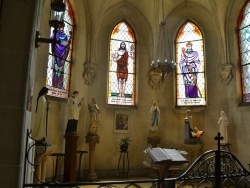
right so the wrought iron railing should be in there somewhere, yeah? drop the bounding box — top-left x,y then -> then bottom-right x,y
172,150 -> 250,187
23,130 -> 250,188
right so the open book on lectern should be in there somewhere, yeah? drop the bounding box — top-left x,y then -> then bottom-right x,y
146,147 -> 188,164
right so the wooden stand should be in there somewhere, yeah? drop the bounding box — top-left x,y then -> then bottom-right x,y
182,144 -> 202,168
143,148 -> 188,188
85,133 -> 100,181
63,132 -> 79,182
147,134 -> 161,178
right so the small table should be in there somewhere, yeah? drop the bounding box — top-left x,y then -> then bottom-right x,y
76,150 -> 88,180
51,150 -> 88,181
51,153 -> 65,181
118,151 -> 129,178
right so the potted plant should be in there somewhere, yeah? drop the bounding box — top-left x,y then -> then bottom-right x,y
118,136 -> 131,152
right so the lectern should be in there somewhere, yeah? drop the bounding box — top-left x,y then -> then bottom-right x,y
143,147 -> 188,187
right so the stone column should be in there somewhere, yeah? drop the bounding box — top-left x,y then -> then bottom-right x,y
63,132 -> 79,182
0,1 -> 41,187
85,134 -> 100,181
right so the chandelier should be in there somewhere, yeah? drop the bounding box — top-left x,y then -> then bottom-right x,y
150,0 -> 176,82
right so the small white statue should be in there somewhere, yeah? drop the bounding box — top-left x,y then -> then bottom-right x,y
218,111 -> 229,143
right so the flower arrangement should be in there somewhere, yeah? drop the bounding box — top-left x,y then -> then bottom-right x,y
117,136 -> 132,146
117,136 -> 131,152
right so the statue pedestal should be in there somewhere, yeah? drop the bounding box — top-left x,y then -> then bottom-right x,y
219,142 -> 232,152
182,144 -> 202,168
147,130 -> 161,148
85,133 -> 100,181
63,132 -> 79,182
147,135 -> 161,148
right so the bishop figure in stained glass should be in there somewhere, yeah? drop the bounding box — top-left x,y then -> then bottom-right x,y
179,41 -> 201,98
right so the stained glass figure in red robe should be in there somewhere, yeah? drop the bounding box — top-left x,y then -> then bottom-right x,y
112,41 -> 134,97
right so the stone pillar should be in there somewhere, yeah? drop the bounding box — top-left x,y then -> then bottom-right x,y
182,144 -> 202,168
0,1 -> 41,187
63,132 -> 79,182
85,134 -> 100,181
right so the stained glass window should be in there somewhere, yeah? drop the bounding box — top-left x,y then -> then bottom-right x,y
108,21 -> 136,105
239,1 -> 250,103
176,21 -> 206,106
46,0 -> 74,98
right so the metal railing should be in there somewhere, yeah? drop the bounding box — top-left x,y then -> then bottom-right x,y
23,131 -> 250,188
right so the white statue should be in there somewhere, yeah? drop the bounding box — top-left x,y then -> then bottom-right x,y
218,111 -> 229,143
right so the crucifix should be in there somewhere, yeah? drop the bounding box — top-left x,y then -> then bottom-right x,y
214,132 -> 224,151
214,132 -> 224,188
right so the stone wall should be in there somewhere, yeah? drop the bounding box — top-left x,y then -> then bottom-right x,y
30,0 -> 250,180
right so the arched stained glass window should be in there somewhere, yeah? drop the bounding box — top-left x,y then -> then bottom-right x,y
108,21 -> 136,105
239,1 -> 250,103
46,0 -> 74,98
176,21 -> 206,106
